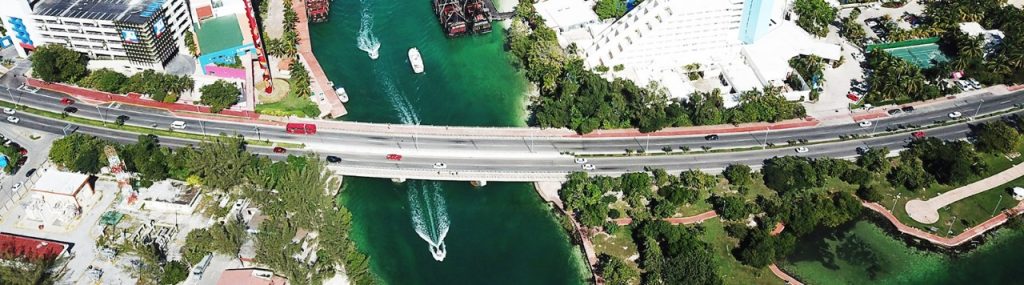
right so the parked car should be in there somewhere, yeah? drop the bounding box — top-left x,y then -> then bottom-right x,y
11,182 -> 21,192
63,106 -> 78,113
704,134 -> 720,141
2,108 -> 14,115
6,116 -> 19,124
60,98 -> 75,105
859,121 -> 873,127
326,155 -> 342,163
582,164 -> 596,170
24,168 -> 36,177
272,147 -> 286,153
795,147 -> 810,153
433,162 -> 447,169
900,106 -> 915,112
967,78 -> 982,89
574,158 -> 588,164
887,109 -> 902,115
948,111 -> 962,118
912,131 -> 926,139
956,80 -> 972,90
386,154 -> 403,161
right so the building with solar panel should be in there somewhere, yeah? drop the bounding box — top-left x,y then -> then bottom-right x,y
0,0 -> 191,72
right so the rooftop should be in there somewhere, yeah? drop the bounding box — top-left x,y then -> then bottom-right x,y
534,0 -> 600,31
137,180 -> 199,205
34,0 -> 167,24
32,170 -> 90,196
0,232 -> 69,261
194,14 -> 245,54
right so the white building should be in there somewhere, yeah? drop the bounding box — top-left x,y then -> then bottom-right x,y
130,180 -> 202,214
25,170 -> 98,228
0,0 -> 192,71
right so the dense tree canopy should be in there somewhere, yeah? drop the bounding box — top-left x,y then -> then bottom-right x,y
200,80 -> 242,113
598,254 -> 639,285
77,69 -> 128,93
793,0 -> 837,37
761,156 -> 825,193
30,44 -> 88,83
865,51 -> 941,104
593,0 -> 626,20
904,138 -> 986,185
723,164 -> 753,186
974,121 -> 1021,154
48,133 -> 105,174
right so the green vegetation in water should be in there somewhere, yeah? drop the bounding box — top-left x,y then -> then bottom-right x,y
783,220 -> 1024,285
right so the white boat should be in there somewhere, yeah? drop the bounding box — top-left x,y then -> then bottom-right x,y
368,49 -> 379,60
335,87 -> 349,103
408,47 -> 424,74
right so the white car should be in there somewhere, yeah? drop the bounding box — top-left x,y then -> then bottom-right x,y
858,121 -> 873,127
170,121 -> 187,129
574,158 -> 588,164
582,164 -> 596,170
5,116 -> 19,124
795,147 -> 810,153
433,162 -> 447,169
2,108 -> 14,115
948,111 -> 962,119
11,182 -> 21,192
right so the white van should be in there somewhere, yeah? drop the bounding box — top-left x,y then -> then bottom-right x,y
170,121 -> 187,129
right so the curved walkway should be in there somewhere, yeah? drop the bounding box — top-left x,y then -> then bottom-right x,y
866,201 -> 1024,247
612,210 -> 719,226
905,162 -> 1024,224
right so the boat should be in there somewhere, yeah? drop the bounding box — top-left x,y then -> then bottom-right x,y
408,48 -> 424,74
430,242 -> 446,261
368,48 -> 379,60
335,87 -> 349,103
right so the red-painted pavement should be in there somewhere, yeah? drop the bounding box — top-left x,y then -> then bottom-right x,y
28,79 -> 260,119
568,119 -> 820,138
863,200 -> 1024,247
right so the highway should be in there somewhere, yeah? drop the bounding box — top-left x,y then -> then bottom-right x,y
1,63 -> 1022,181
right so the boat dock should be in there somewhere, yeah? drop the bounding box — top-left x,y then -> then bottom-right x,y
292,0 -> 347,118
307,0 -> 330,23
432,0 -> 511,37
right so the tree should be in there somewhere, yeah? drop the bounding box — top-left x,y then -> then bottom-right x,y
77,69 -> 128,93
30,44 -> 88,83
857,147 -> 891,174
857,184 -> 885,202
125,134 -> 169,182
48,133 -> 104,174
710,195 -> 750,220
200,80 -> 241,113
598,254 -> 639,285
183,30 -> 198,56
660,183 -> 699,206
887,152 -> 934,190
761,156 -> 824,193
159,261 -> 188,285
974,121 -> 1021,154
185,136 -> 253,190
735,231 -> 795,268
620,172 -> 654,208
288,57 -> 312,98
905,138 -> 985,185
793,0 -> 838,37
677,170 -> 717,191
593,0 -> 627,20
723,164 -> 752,186
560,172 -> 615,227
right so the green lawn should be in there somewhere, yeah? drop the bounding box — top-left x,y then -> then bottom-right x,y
697,219 -> 784,285
880,145 -> 1024,235
591,226 -> 639,268
255,94 -> 320,118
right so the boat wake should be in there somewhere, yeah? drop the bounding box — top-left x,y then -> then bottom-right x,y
380,74 -> 420,124
408,181 -> 450,261
357,5 -> 380,59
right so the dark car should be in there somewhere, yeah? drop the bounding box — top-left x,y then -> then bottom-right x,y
24,168 -> 36,177
887,109 -> 902,115
63,106 -> 78,113
705,134 -> 720,141
116,115 -> 130,124
856,146 -> 870,155
901,106 -> 915,112
272,147 -> 286,153
326,155 -> 342,163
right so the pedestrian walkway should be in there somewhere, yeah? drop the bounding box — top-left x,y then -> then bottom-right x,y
906,162 -> 1024,224
865,200 -> 1024,247
291,0 -> 347,118
612,210 -> 719,226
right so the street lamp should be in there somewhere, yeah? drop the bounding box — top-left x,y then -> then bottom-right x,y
762,126 -> 771,149
972,99 -> 985,120
991,193 -> 1004,216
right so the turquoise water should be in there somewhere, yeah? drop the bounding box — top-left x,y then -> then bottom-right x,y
309,1 -> 584,284
783,220 -> 1024,285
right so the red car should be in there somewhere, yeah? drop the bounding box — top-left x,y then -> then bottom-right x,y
386,154 -> 402,161
911,131 -> 926,139
272,147 -> 286,153
846,93 -> 860,102
60,98 -> 75,105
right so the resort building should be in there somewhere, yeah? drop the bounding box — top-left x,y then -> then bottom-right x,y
0,0 -> 193,72
25,170 -> 98,228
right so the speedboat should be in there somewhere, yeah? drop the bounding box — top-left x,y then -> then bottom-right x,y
335,87 -> 349,103
368,49 -> 379,60
408,47 -> 424,74
430,242 -> 446,261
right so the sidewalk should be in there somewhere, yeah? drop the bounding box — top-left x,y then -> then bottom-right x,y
864,200 -> 1024,247
26,78 -> 260,119
612,210 -> 719,226
291,0 -> 347,118
905,162 -> 1024,224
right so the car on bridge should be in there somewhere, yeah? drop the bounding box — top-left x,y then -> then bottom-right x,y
272,147 -> 287,153
795,147 -> 809,153
386,154 -> 402,161
2,108 -> 14,115
912,131 -> 926,139
60,98 -> 75,105
574,158 -> 588,164
433,163 -> 447,169
948,111 -> 962,119
63,106 -> 78,113
171,121 -> 187,129
5,116 -> 19,124
326,156 -> 342,163
858,121 -> 873,127
582,164 -> 596,170
704,134 -> 719,141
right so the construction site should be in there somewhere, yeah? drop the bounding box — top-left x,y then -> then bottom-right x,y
433,0 -> 507,37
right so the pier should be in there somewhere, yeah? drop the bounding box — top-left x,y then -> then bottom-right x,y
292,0 -> 347,118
